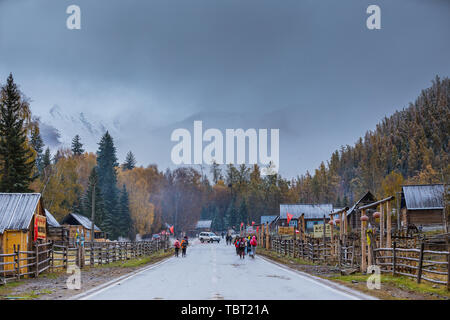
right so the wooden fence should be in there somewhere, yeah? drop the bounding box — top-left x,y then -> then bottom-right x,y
269,234 -> 449,290
0,238 -> 169,285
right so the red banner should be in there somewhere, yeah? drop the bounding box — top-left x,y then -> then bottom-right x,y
169,226 -> 174,234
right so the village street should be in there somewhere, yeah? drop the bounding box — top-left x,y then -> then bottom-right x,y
78,239 -> 373,300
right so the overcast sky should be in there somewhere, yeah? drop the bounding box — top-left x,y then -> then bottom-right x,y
0,0 -> 449,178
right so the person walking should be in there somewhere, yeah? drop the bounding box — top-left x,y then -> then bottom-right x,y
174,238 -> 181,257
234,237 -> 240,255
181,237 -> 188,257
239,237 -> 247,259
249,236 -> 257,258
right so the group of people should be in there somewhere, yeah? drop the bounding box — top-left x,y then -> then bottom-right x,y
173,236 -> 189,257
234,235 -> 257,259
225,233 -> 233,245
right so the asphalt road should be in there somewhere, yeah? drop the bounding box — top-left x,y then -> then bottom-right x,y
82,239 -> 372,300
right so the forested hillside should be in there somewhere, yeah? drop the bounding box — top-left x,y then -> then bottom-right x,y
291,76 -> 449,206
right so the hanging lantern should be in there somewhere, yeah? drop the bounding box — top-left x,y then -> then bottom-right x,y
335,218 -> 341,224
373,211 -> 381,219
360,215 -> 369,222
328,220 -> 334,225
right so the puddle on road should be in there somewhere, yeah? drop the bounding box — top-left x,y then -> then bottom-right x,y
153,297 -> 164,300
266,274 -> 290,280
212,293 -> 224,300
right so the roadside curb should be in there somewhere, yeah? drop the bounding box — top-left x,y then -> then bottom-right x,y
69,255 -> 173,300
257,254 -> 378,300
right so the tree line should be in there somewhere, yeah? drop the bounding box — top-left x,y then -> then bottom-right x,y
0,73 -> 448,236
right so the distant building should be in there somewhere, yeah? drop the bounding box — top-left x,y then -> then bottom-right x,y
195,220 -> 212,232
61,213 -> 106,242
400,184 -> 445,229
345,191 -> 377,230
260,215 -> 277,226
279,204 -> 333,232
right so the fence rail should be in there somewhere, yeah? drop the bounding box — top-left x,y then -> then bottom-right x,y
0,238 -> 169,285
268,235 -> 449,289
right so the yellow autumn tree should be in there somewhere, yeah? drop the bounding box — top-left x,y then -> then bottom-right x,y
118,167 -> 160,235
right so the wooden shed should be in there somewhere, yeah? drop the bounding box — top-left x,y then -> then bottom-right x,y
61,213 -> 106,242
345,191 -> 377,230
0,193 -> 47,274
400,184 -> 445,229
45,209 -> 69,242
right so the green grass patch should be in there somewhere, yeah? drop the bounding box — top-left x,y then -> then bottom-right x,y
99,249 -> 173,269
329,273 -> 450,299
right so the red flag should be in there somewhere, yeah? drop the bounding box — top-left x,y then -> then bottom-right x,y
256,226 -> 259,233
287,212 -> 293,225
240,222 -> 244,227
252,221 -> 255,226
169,226 -> 174,234
34,216 -> 38,241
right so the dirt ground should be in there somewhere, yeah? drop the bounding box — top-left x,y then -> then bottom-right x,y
0,252 -> 172,300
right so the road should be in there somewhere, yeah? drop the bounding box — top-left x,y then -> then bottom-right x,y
81,239 -> 372,300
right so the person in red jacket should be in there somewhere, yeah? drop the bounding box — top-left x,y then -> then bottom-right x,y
174,238 -> 181,257
249,236 -> 257,258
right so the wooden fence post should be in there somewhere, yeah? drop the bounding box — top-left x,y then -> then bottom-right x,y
416,241 -> 424,283
35,242 -> 39,277
361,209 -> 367,273
392,241 -> 397,276
447,236 -> 449,291
387,201 -> 392,248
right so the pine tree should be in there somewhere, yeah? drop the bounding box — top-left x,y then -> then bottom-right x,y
30,126 -> 44,174
118,185 -> 133,239
71,134 -> 84,156
122,151 -> 136,171
42,147 -> 51,168
96,131 -> 120,239
0,74 -> 35,192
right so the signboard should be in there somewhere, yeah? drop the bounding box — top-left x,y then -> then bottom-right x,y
278,226 -> 294,235
35,215 -> 47,240
246,226 -> 255,234
313,224 -> 331,238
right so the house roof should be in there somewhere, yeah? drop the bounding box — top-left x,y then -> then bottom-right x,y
196,220 -> 212,228
280,204 -> 333,220
62,213 -> 101,231
45,209 -> 60,227
196,220 -> 212,229
0,193 -> 41,234
260,215 -> 277,225
402,184 -> 444,210
346,191 -> 376,217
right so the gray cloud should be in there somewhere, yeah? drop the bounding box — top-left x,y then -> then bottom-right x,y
0,0 -> 449,177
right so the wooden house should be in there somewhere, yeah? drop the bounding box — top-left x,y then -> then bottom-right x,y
400,184 -> 445,229
0,193 -> 47,274
345,191 -> 377,230
279,204 -> 333,232
45,209 -> 69,242
61,213 -> 106,242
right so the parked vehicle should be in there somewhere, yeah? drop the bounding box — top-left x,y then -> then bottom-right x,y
199,232 -> 221,243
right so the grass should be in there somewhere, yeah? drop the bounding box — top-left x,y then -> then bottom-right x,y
328,273 -> 450,300
99,249 -> 173,269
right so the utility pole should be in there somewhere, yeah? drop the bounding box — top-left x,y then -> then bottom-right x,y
90,170 -> 97,244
